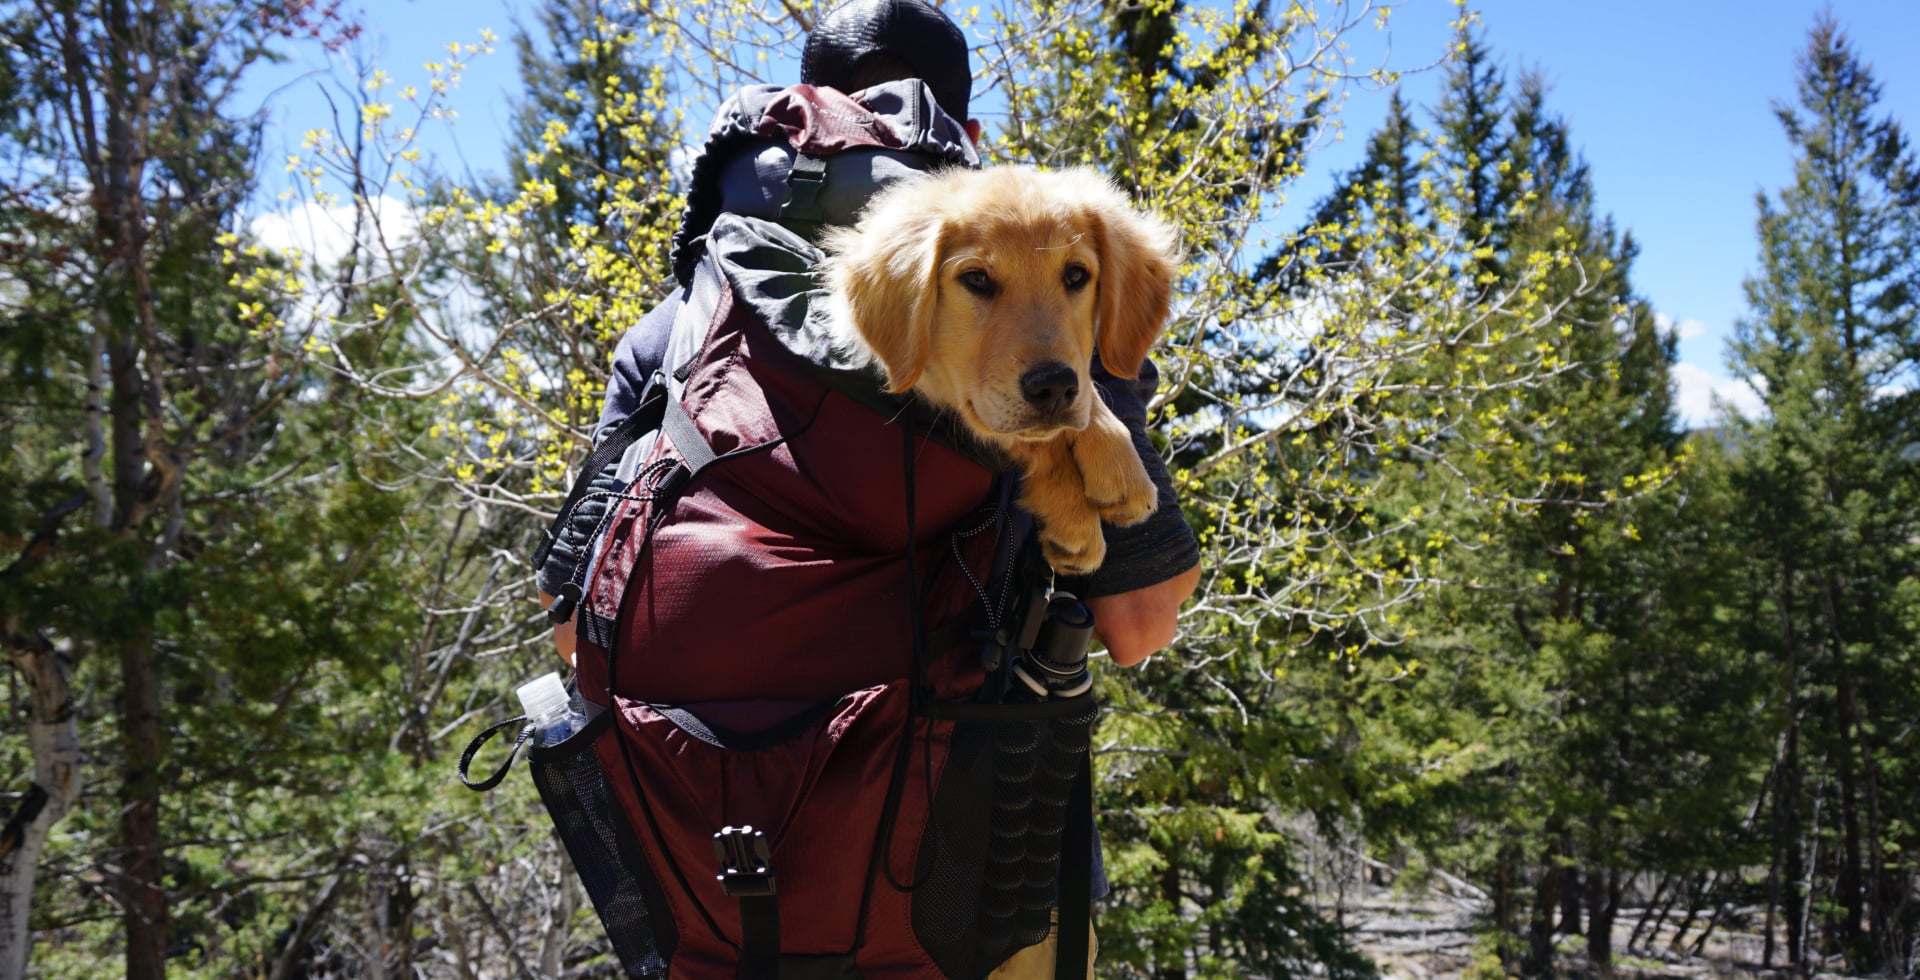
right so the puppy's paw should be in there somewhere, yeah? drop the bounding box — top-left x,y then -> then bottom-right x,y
1084,457 -> 1158,527
1039,513 -> 1107,576
1075,434 -> 1159,528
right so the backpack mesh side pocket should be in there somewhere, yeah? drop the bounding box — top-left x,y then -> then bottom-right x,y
526,708 -> 678,978
912,694 -> 1097,979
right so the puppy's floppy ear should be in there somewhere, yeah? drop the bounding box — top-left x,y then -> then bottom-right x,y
1085,180 -> 1180,379
823,196 -> 946,393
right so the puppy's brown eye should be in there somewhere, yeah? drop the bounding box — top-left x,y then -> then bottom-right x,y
1062,265 -> 1091,291
959,269 -> 996,296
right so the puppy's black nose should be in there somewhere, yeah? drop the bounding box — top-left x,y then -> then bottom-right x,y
1019,363 -> 1079,415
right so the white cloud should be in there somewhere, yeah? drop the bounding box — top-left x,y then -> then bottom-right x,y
250,195 -> 419,271
1654,312 -> 1707,342
1673,360 -> 1764,428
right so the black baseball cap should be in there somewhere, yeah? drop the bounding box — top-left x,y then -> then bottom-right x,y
802,0 -> 972,122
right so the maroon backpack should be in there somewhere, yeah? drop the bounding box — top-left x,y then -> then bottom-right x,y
465,83 -> 1100,980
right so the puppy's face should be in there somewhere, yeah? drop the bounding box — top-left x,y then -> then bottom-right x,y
923,211 -> 1102,439
824,166 -> 1179,445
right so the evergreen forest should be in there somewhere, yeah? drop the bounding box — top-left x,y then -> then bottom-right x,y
2,1 -> 1917,977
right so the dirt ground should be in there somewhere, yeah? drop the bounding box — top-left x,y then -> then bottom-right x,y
1328,880 -> 1861,980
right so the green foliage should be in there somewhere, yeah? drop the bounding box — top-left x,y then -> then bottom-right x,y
1275,21 -> 1782,976
7,2 -> 1918,978
1724,13 -> 1920,973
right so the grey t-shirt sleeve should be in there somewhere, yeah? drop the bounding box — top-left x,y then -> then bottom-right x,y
1057,356 -> 1201,599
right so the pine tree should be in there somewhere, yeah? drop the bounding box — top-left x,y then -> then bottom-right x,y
507,0 -> 675,243
1300,38 -> 1768,980
0,4 -> 461,976
1729,14 -> 1920,973
1433,25 -> 1507,284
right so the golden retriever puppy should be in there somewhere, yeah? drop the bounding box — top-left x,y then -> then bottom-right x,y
822,166 -> 1181,575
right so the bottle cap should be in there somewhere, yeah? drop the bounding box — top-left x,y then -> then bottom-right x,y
516,672 -> 571,726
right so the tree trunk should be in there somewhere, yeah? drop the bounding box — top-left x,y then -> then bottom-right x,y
0,631 -> 82,980
1155,858 -> 1184,980
1853,669 -> 1895,972
1799,792 -> 1823,969
1558,865 -> 1582,937
1832,662 -> 1869,970
120,631 -> 168,980
1206,844 -> 1228,959
1585,866 -> 1619,978
1493,837 -> 1520,968
1647,875 -> 1682,953
1776,578 -> 1806,971
538,854 -> 580,980
1666,873 -> 1703,955
268,873 -> 345,980
1522,844 -> 1563,978
1628,873 -> 1669,952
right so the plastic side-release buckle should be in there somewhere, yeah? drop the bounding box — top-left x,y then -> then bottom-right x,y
713,826 -> 777,897
779,153 -> 829,226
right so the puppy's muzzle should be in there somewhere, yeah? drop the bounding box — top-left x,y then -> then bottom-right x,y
1019,362 -> 1080,417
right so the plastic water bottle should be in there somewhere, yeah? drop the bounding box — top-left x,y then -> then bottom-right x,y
516,672 -> 586,746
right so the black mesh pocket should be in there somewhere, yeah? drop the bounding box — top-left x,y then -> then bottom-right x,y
526,708 -> 677,978
913,694 -> 1096,978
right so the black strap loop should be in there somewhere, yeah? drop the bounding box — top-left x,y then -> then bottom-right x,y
457,716 -> 534,792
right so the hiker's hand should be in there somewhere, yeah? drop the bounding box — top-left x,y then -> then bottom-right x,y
539,590 -> 578,667
1086,563 -> 1199,667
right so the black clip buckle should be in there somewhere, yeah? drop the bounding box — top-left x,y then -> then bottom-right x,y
779,153 -> 829,225
546,582 -> 582,625
713,826 -> 776,897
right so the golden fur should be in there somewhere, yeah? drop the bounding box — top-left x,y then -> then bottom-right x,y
822,166 -> 1181,574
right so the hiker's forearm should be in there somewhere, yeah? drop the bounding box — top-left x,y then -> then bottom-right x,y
1087,562 -> 1199,667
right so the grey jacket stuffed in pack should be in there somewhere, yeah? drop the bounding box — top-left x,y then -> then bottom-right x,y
536,79 -> 1198,605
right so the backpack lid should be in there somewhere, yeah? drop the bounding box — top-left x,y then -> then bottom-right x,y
669,80 -> 978,287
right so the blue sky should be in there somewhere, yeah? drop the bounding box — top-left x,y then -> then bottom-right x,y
244,0 -> 1920,427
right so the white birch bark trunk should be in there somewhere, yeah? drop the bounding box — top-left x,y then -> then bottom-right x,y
0,634 -> 81,980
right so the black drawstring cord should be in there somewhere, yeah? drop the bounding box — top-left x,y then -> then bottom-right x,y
856,422 -> 939,952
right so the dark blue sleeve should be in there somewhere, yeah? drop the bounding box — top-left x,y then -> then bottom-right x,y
1057,356 -> 1201,599
535,294 -> 683,597
597,291 -> 681,434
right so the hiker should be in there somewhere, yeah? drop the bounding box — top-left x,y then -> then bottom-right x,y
538,0 -> 1198,670
524,2 -> 1200,975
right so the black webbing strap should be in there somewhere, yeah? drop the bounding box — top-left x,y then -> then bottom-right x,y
715,825 -> 780,979
456,717 -> 533,792
1054,753 -> 1094,980
662,396 -> 720,479
738,895 -> 781,979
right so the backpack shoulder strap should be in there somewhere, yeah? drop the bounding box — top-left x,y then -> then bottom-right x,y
534,372 -> 669,621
